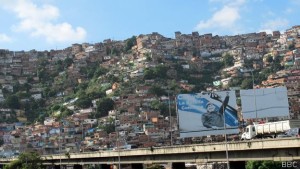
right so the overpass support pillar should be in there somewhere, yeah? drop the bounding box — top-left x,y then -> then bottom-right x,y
172,162 -> 185,169
73,164 -> 83,169
131,163 -> 146,169
229,161 -> 245,169
99,164 -> 111,169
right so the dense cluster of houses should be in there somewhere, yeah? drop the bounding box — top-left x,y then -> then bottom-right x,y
0,25 -> 300,157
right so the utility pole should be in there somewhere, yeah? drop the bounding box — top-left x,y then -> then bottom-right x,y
116,111 -> 121,169
250,70 -> 258,122
117,131 -> 121,169
81,121 -> 85,153
223,92 -> 230,169
59,124 -> 62,169
168,91 -> 173,146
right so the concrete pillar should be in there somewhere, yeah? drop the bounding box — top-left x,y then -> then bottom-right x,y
229,161 -> 245,169
53,165 -> 70,169
165,163 -> 172,169
99,164 -> 111,169
131,163 -> 146,169
73,164 -> 83,169
172,162 -> 185,169
45,165 -> 54,169
54,165 -> 60,169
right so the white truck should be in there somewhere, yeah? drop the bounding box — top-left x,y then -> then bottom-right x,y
241,120 -> 300,140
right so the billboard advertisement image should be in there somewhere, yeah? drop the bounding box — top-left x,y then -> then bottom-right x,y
177,91 -> 239,138
240,86 -> 289,119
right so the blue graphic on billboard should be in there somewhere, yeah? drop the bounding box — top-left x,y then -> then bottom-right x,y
177,91 -> 239,138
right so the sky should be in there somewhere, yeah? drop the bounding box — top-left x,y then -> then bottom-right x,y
0,0 -> 299,51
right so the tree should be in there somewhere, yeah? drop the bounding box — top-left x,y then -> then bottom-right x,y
145,53 -> 152,61
246,161 -> 282,169
241,78 -> 253,89
144,68 -> 156,80
37,68 -> 50,83
246,161 -> 262,169
150,100 -> 160,110
228,77 -> 243,88
288,44 -> 295,50
101,123 -> 115,134
93,67 -> 108,78
75,97 -> 92,109
4,95 -> 20,109
55,60 -> 64,72
243,59 -> 254,69
111,47 -> 120,56
4,152 -> 45,169
64,57 -> 73,68
60,108 -> 73,119
223,54 -> 234,67
191,84 -> 205,93
154,65 -> 168,78
124,36 -> 137,52
43,87 -> 56,98
266,55 -> 273,63
96,98 -> 114,118
87,91 -> 105,100
257,68 -> 271,83
271,58 -> 284,72
148,86 -> 166,96
0,138 -> 4,146
159,103 -> 176,117
150,100 -> 176,117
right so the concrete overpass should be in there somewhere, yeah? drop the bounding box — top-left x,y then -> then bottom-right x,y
1,138 -> 300,169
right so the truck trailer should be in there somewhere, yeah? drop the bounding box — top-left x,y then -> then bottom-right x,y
241,120 -> 300,140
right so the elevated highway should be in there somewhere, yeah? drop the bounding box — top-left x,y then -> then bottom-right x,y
1,138 -> 300,168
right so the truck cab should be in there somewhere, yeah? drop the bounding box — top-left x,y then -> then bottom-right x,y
241,125 -> 256,140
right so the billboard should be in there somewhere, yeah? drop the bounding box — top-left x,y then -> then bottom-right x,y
177,91 -> 239,138
240,86 -> 289,119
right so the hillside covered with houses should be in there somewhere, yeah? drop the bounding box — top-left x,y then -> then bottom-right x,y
0,25 -> 300,157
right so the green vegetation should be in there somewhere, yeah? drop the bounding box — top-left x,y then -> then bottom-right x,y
75,96 -> 92,109
4,152 -> 44,169
223,53 -> 234,67
4,95 -> 20,109
95,98 -> 114,118
124,36 -> 137,52
246,161 -> 282,169
288,44 -> 295,50
148,85 -> 166,96
143,65 -> 169,80
80,63 -> 108,79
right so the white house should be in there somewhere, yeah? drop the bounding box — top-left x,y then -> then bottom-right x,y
31,93 -> 42,100
106,89 -> 113,95
44,117 -> 56,126
84,119 -> 98,125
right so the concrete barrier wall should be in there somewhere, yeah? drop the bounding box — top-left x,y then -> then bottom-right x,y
2,138 -> 300,165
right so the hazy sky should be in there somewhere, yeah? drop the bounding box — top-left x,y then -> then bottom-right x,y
0,0 -> 299,51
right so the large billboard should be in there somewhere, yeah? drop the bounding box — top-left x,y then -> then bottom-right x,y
240,86 -> 289,119
177,91 -> 239,138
